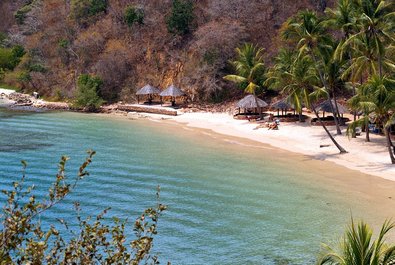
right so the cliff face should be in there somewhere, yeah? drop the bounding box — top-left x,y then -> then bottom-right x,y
0,0 -> 334,102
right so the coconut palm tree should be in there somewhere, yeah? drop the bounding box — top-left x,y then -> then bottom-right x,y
266,48 -> 311,122
347,75 -> 395,163
223,43 -> 267,95
326,0 -> 359,99
317,219 -> 395,265
347,83 -> 374,142
282,10 -> 347,153
343,0 -> 395,78
342,34 -> 379,82
325,0 -> 358,39
265,48 -> 295,92
281,54 -> 318,122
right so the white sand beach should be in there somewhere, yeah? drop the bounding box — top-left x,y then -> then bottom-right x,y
141,111 -> 395,181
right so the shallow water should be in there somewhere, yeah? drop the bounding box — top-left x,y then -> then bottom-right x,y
0,108 -> 394,264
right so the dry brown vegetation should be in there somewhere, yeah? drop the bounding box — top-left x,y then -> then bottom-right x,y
0,0 -> 334,103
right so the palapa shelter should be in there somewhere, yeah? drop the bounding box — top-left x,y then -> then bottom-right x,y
317,99 -> 348,117
236,94 -> 268,119
136,84 -> 160,104
159,84 -> 185,106
270,99 -> 295,116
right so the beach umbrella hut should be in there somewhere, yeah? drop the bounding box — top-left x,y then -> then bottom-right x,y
271,99 -> 294,116
136,84 -> 160,104
317,99 -> 348,117
159,85 -> 185,106
236,94 -> 268,119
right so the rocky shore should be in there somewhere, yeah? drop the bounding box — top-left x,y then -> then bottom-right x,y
0,89 -> 70,111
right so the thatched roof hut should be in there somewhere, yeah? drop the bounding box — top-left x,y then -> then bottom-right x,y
160,85 -> 185,97
317,99 -> 348,115
136,84 -> 160,95
160,85 -> 185,106
271,99 -> 293,110
270,99 -> 295,116
236,95 -> 268,109
136,84 -> 160,104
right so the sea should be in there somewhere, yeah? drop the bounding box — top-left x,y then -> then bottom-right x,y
0,107 -> 394,264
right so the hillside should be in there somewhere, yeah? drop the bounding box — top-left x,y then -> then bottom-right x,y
0,0 -> 333,103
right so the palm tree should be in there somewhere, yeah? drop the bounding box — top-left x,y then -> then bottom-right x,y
342,34 -> 379,82
265,48 -> 295,92
317,219 -> 395,265
347,83 -> 374,142
276,53 -> 318,122
343,0 -> 395,78
347,75 -> 395,163
282,10 -> 347,153
223,43 -> 267,95
325,0 -> 358,39
326,0 -> 359,99
322,42 -> 350,127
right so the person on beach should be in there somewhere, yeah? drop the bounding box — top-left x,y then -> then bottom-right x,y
268,122 -> 278,130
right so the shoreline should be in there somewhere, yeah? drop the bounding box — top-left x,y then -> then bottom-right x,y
132,111 -> 395,182
1,87 -> 394,182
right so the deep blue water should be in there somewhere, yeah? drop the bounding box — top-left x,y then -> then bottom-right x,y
0,108 -> 392,264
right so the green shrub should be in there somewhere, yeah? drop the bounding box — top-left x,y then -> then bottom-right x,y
58,39 -> 70,48
0,32 -> 7,47
166,0 -> 194,35
0,46 -> 25,71
75,74 -> 104,111
14,4 -> 33,25
17,71 -> 31,82
0,49 -> 14,70
71,0 -> 107,24
124,5 -> 144,27
0,68 -> 5,81
26,62 -> 46,73
0,152 -> 166,264
11,45 -> 26,59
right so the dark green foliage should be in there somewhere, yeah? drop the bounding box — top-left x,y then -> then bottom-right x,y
17,71 -> 31,82
0,151 -> 167,264
75,74 -> 104,111
71,0 -> 108,24
0,32 -> 7,46
223,43 -> 267,95
166,0 -> 195,35
0,45 -> 25,71
0,49 -> 14,70
124,5 -> 144,27
58,39 -> 70,49
317,219 -> 395,265
11,45 -> 26,59
14,4 -> 33,25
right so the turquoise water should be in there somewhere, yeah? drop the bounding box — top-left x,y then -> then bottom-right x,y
0,108 -> 393,264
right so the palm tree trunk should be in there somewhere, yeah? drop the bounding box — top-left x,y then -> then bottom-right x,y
298,110 -> 303,122
385,128 -> 395,164
332,91 -> 344,127
310,52 -> 342,135
365,116 -> 370,142
378,55 -> 383,78
312,104 -> 347,154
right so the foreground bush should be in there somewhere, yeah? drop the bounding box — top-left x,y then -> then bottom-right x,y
317,219 -> 395,265
0,151 -> 166,264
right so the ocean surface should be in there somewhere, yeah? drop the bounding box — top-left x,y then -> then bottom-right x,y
0,108 -> 394,264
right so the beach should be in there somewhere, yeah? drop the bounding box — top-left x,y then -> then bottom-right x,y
136,111 -> 395,181
1,86 -> 394,182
